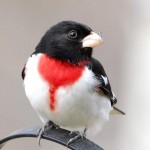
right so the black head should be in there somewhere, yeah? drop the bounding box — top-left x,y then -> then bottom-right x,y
34,21 -> 102,64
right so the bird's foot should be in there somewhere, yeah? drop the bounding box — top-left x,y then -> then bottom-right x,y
67,128 -> 87,147
67,134 -> 81,147
69,131 -> 80,136
37,120 -> 59,146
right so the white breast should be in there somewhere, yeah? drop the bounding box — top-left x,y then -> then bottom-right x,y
24,54 -> 112,135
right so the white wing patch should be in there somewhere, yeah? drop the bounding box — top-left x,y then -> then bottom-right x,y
101,75 -> 108,85
112,92 -> 116,100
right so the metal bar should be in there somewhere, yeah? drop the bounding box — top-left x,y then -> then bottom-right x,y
0,126 -> 104,150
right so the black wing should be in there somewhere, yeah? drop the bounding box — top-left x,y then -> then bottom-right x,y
90,58 -> 117,106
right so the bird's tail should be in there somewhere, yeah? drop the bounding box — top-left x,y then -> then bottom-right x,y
110,106 -> 125,115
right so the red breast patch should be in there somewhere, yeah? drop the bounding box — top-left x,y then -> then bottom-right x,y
38,54 -> 84,110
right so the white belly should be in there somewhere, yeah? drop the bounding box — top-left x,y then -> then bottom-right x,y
24,54 -> 112,134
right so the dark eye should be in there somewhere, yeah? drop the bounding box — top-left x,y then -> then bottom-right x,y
68,30 -> 78,39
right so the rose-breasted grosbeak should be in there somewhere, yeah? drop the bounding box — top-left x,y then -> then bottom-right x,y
22,21 -> 124,145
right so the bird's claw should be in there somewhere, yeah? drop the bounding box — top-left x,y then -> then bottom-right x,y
69,131 -> 80,136
37,127 -> 44,146
67,128 -> 87,147
67,134 -> 82,147
37,121 -> 59,146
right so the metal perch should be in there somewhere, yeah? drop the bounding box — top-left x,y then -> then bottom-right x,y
0,126 -> 104,150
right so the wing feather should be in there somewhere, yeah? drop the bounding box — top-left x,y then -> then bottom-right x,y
91,58 -> 125,115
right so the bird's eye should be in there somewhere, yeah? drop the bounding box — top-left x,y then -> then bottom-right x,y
68,30 -> 78,39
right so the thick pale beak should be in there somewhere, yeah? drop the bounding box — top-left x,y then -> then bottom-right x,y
82,32 -> 103,48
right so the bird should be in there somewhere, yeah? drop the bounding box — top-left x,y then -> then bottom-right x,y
22,21 -> 125,146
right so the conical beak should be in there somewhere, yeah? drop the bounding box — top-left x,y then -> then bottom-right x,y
82,32 -> 103,48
